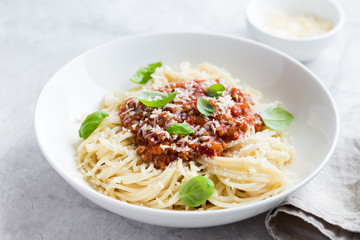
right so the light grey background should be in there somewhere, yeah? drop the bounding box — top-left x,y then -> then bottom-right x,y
1,0 -> 358,239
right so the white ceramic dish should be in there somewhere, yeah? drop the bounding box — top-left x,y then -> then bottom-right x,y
246,0 -> 345,62
35,32 -> 338,228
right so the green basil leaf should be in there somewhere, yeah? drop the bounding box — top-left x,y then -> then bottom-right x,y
166,123 -> 194,135
205,83 -> 225,98
130,62 -> 162,84
136,91 -> 176,107
179,176 -> 215,207
79,111 -> 109,139
197,97 -> 215,116
259,106 -> 294,132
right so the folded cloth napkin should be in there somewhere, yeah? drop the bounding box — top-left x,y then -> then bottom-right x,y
265,107 -> 360,240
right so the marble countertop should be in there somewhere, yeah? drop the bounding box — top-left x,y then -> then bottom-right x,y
1,0 -> 359,239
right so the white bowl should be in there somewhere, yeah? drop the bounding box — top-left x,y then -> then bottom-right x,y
246,0 -> 345,62
35,32 -> 338,227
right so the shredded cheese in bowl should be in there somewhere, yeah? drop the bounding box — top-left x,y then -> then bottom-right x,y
265,10 -> 333,38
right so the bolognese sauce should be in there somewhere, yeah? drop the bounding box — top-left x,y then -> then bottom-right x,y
119,80 -> 263,169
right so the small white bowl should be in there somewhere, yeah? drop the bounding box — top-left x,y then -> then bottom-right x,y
35,32 -> 338,227
246,0 -> 345,62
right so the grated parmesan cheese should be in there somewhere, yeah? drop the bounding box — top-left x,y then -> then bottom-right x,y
265,10 -> 333,38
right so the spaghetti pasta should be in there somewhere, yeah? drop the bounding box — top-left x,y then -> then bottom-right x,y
76,62 -> 294,210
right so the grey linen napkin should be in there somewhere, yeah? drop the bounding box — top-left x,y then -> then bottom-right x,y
265,107 -> 360,240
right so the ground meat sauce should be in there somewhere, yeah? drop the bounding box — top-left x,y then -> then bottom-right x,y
119,80 -> 263,169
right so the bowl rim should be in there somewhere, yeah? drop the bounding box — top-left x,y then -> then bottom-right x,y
34,31 -> 339,216
245,0 -> 345,42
